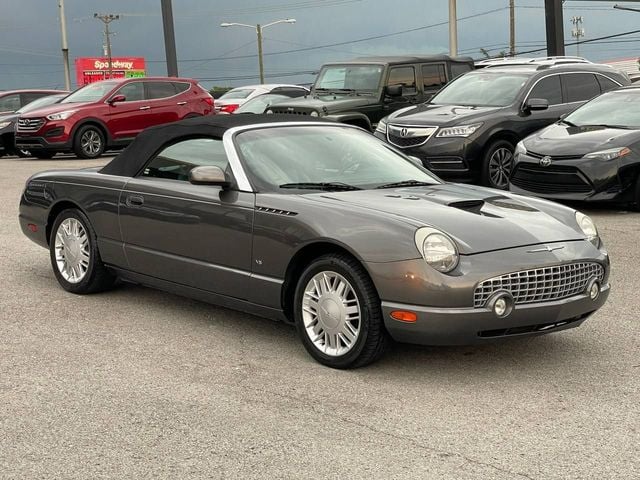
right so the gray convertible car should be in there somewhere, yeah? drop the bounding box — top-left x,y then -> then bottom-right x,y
19,115 -> 610,368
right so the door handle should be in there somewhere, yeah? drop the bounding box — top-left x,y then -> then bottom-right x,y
176,101 -> 187,105
126,195 -> 144,207
138,106 -> 151,110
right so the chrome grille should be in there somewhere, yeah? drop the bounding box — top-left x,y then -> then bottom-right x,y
387,125 -> 437,148
17,118 -> 44,132
473,262 -> 604,308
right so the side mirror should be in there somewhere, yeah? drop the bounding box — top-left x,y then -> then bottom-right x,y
385,85 -> 403,97
524,97 -> 549,112
188,166 -> 230,188
109,94 -> 126,104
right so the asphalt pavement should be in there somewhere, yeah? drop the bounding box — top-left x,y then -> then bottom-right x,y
0,155 -> 638,479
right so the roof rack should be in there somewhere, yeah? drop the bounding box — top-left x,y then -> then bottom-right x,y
476,56 -> 592,69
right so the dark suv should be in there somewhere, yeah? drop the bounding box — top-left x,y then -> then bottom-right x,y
373,58 -> 630,189
266,55 -> 473,131
15,77 -> 214,159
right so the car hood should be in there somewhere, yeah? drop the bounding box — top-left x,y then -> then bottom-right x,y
20,101 -> 94,119
302,183 -> 583,255
270,94 -> 377,114
0,112 -> 18,123
523,123 -> 640,156
387,103 -> 502,126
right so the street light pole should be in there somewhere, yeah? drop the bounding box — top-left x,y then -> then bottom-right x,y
58,0 -> 71,90
220,19 -> 296,84
448,0 -> 457,57
256,25 -> 265,84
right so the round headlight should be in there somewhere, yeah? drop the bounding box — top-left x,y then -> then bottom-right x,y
265,109 -> 274,114
415,227 -> 459,273
575,211 -> 599,247
309,110 -> 319,117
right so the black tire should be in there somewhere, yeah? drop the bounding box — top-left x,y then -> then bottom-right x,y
73,125 -> 105,159
49,208 -> 116,294
16,149 -> 31,158
293,253 -> 388,369
481,139 -> 515,190
634,174 -> 640,211
32,151 -> 54,159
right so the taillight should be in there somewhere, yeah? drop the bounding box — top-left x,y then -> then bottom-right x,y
220,104 -> 239,113
204,97 -> 214,107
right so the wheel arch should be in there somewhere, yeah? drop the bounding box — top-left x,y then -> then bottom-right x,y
45,200 -> 87,245
483,129 -> 520,152
280,241 -> 373,323
325,112 -> 372,132
71,118 -> 112,146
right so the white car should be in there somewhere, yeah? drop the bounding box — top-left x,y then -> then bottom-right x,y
215,84 -> 308,113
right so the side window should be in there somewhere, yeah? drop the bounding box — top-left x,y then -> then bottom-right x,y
450,63 -> 472,79
141,137 -> 230,182
422,64 -> 447,90
146,81 -> 178,100
596,75 -> 620,93
116,82 -> 145,102
172,82 -> 191,94
387,66 -> 417,95
0,94 -> 21,112
528,75 -> 562,105
21,93 -> 46,105
564,73 -> 600,103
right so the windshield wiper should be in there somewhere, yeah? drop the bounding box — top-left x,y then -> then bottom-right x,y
375,180 -> 434,189
560,118 -> 578,127
582,123 -> 635,130
279,182 -> 362,191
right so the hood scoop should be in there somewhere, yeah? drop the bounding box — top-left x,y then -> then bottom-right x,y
448,199 -> 485,214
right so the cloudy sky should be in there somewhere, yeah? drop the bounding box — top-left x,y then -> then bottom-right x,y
1,0 -> 638,90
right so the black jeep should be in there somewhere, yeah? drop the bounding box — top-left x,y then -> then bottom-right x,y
266,55 -> 474,131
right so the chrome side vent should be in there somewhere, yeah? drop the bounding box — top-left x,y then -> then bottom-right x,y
256,206 -> 298,216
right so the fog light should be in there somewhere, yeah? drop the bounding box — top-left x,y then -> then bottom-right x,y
588,281 -> 600,301
487,291 -> 514,318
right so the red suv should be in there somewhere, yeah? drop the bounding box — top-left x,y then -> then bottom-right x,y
15,77 -> 214,159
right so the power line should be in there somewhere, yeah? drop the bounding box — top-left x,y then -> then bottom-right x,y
146,6 -> 508,64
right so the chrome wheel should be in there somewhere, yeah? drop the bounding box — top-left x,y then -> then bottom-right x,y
488,147 -> 513,189
54,218 -> 90,283
302,271 -> 361,357
80,130 -> 102,156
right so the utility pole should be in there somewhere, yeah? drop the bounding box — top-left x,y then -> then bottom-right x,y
448,0 -> 458,57
160,0 -> 179,77
571,16 -> 585,56
509,0 -> 516,57
544,0 -> 565,56
58,0 -> 71,90
94,13 -> 120,79
221,19 -> 296,84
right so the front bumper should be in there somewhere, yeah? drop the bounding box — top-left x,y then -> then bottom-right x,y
382,283 -> 609,345
15,119 -> 72,152
373,130 -> 483,181
509,153 -> 637,203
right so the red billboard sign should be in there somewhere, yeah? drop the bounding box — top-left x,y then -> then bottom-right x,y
74,57 -> 146,86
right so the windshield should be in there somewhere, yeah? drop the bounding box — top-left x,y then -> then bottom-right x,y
430,72 -> 529,107
235,94 -> 289,114
565,90 -> 640,128
17,94 -> 66,114
314,64 -> 383,92
235,125 -> 440,192
220,88 -> 254,100
61,81 -> 118,103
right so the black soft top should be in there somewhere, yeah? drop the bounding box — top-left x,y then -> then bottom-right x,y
99,113 -> 327,177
